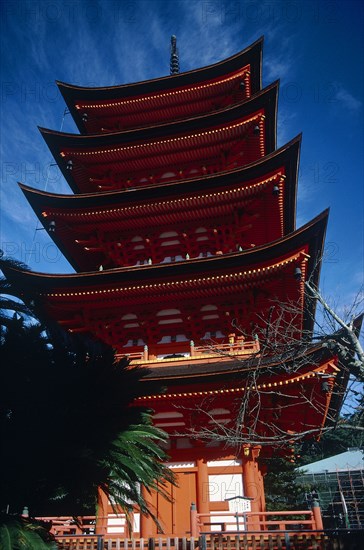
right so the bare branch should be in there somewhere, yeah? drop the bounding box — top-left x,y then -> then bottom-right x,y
176,291 -> 363,453
305,281 -> 364,379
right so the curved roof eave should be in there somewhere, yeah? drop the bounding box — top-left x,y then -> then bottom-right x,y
57,37 -> 263,133
153,316 -> 358,407
40,81 -> 278,193
3,208 -> 328,289
2,209 -> 328,337
142,341 -> 336,382
19,133 -> 301,238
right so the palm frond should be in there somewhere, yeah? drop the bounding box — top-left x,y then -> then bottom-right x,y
0,516 -> 57,550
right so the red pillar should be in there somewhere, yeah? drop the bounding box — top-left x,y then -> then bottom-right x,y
196,458 -> 210,531
312,499 -> 323,530
140,486 -> 155,537
242,445 -> 265,530
95,488 -> 108,535
190,503 -> 199,537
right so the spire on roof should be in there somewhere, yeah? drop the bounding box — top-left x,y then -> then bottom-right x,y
170,35 -> 180,75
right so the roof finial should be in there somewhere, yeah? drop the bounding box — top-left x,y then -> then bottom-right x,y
170,35 -> 180,75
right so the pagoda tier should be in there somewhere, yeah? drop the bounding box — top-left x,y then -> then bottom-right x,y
20,137 -> 300,272
40,82 -> 277,194
3,211 -> 327,360
138,343 -> 346,455
57,38 -> 263,134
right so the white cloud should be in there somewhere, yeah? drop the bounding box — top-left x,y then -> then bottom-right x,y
334,85 -> 362,112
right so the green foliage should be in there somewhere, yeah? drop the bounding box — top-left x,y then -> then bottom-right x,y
0,256 -> 174,525
260,457 -> 307,511
0,515 -> 57,550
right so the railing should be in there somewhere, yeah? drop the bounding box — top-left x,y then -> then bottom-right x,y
56,535 -> 198,550
198,530 -> 364,550
193,340 -> 260,358
39,505 -> 340,549
119,339 -> 260,366
37,515 -> 100,536
196,510 -> 317,533
54,530 -> 364,550
39,508 -> 319,539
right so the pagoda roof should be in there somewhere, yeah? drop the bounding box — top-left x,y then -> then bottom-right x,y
57,38 -> 263,134
20,136 -> 301,272
138,345 -> 346,444
3,210 -> 328,340
40,82 -> 278,194
136,318 -> 358,444
142,339 -> 337,382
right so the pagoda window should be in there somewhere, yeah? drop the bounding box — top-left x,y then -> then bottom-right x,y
158,230 -> 182,259
158,335 -> 172,344
121,313 -> 138,320
209,408 -> 231,416
201,305 -> 218,311
160,230 -> 179,238
176,334 -> 188,342
123,338 -> 145,347
202,314 -> 219,320
195,227 -> 209,246
160,171 -> 177,180
202,331 -> 215,340
153,412 -> 184,420
201,329 -> 225,340
176,439 -> 194,449
160,254 -> 184,263
208,418 -> 229,426
161,240 -> 180,246
157,308 -> 181,316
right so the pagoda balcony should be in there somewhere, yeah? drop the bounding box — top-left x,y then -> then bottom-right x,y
118,338 -> 260,367
36,506 -> 328,543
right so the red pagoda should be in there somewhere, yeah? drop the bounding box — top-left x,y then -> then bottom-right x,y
5,37 -> 347,536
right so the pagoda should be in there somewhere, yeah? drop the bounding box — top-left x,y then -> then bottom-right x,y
5,37 -> 348,536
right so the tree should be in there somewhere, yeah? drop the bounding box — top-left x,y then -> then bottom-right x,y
0,254 -> 174,532
184,282 -> 363,452
0,256 -> 35,329
259,457 -> 307,512
299,391 -> 364,465
305,281 -> 364,380
0,515 -> 57,550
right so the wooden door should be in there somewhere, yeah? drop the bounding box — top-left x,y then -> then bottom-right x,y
156,471 -> 197,535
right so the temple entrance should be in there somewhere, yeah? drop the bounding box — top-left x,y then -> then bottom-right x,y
156,471 -> 197,535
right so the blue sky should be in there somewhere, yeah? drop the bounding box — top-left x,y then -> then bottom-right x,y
0,0 -> 363,309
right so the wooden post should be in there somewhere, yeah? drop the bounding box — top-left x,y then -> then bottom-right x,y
311,498 -> 323,530
242,446 -> 264,531
228,333 -> 235,351
197,458 -> 210,531
144,344 -> 149,361
95,488 -> 108,535
190,503 -> 199,537
140,486 -> 155,537
190,340 -> 195,357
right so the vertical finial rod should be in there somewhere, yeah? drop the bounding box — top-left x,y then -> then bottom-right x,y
170,35 -> 180,75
